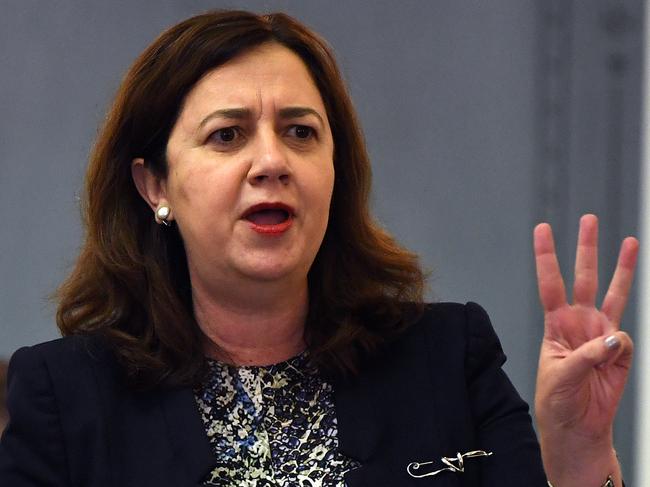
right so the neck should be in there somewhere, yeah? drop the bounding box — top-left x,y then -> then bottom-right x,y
191,276 -> 308,367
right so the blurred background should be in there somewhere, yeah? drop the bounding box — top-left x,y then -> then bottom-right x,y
1,0 -> 646,483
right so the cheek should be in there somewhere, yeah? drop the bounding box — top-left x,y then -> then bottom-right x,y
173,163 -> 212,201
170,164 -> 238,214
307,164 -> 335,232
167,169 -> 243,251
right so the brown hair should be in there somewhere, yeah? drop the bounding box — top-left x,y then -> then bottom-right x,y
56,10 -> 425,388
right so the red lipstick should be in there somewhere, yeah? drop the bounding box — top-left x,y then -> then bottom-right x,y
242,202 -> 295,235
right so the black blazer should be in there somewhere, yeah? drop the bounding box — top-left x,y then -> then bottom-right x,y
0,302 -> 548,486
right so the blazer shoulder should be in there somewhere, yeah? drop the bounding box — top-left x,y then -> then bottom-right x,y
9,333 -> 122,411
399,301 -> 507,376
16,333 -> 109,359
12,333 -> 115,374
408,301 -> 503,346
1,334 -> 117,486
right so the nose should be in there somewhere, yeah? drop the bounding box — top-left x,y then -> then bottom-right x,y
247,130 -> 291,186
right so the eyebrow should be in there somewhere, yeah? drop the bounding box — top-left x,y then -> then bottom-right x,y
278,107 -> 325,126
198,106 -> 325,130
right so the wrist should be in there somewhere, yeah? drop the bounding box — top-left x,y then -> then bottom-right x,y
547,475 -> 616,487
540,435 -> 621,487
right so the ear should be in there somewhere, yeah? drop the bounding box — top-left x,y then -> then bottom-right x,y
131,158 -> 174,223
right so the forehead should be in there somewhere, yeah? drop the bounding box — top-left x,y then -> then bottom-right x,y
180,42 -> 326,116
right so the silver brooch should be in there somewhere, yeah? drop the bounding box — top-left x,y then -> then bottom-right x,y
407,450 -> 493,478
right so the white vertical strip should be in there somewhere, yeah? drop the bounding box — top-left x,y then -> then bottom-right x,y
636,1 -> 650,484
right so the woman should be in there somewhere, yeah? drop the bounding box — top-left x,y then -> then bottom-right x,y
0,10 -> 637,487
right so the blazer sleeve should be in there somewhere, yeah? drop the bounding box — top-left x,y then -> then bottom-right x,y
463,302 -> 548,486
0,346 -> 71,486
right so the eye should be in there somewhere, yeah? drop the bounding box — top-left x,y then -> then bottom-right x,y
287,125 -> 315,140
208,127 -> 241,145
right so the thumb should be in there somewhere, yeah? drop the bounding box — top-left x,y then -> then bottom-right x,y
560,331 -> 633,384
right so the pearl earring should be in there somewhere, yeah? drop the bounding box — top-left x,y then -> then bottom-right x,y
156,206 -> 171,226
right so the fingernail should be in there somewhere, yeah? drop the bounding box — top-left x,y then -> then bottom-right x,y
604,335 -> 620,350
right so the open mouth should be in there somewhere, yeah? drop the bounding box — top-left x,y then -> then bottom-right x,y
242,203 -> 295,234
245,208 -> 291,225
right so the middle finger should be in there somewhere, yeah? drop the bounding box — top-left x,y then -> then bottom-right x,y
572,214 -> 599,307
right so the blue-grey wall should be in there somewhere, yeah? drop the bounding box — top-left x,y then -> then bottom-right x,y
0,0 -> 643,482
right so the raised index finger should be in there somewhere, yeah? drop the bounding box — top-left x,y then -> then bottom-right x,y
534,223 -> 567,312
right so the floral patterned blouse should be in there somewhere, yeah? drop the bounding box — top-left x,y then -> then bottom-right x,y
194,352 -> 360,486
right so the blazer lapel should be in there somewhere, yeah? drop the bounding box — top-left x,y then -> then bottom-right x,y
333,374 -> 383,486
331,318 -> 461,487
159,386 -> 216,486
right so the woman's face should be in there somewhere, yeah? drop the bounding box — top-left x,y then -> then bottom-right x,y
163,43 -> 334,293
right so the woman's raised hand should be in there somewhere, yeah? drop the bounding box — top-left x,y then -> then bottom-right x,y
533,214 -> 638,487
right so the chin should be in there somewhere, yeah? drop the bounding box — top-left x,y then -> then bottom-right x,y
237,258 -> 308,283
229,243 -> 315,280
